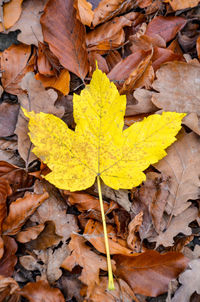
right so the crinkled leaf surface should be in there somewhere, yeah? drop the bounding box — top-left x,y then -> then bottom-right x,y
23,67 -> 185,191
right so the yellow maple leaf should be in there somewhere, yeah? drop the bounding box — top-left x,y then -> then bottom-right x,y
22,67 -> 185,290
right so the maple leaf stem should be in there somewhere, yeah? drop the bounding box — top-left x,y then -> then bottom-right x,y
97,175 -> 115,290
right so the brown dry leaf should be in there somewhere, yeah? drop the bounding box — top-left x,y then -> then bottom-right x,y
152,47 -> 182,71
182,112 -> 200,135
154,132 -> 200,216
16,224 -> 45,243
108,50 -> 150,87
61,234 -> 109,296
150,207 -> 198,247
76,0 -> 94,27
55,274 -> 83,302
15,72 -> 64,164
125,88 -> 157,116
92,0 -> 136,27
19,280 -> 65,302
0,103 -> 19,137
113,209 -> 130,239
88,52 -> 109,74
164,0 -> 199,11
0,179 -> 12,232
35,69 -> 70,95
106,50 -> 121,71
172,259 -> 200,302
86,12 -> 137,52
114,250 -> 189,297
0,0 -> 22,31
89,277 -> 137,302
9,0 -> 46,45
28,221 -> 62,250
0,276 -> 20,302
31,181 -> 79,241
152,61 -> 200,115
66,191 -> 118,213
0,161 -> 33,191
120,50 -> 153,93
19,255 -> 43,272
145,16 -> 186,44
0,44 -> 34,94
41,0 -> 89,79
37,42 -> 61,76
127,212 -> 143,250
30,181 -> 79,282
2,191 -> 49,235
0,236 -> 17,277
131,172 -> 170,240
84,219 -> 133,255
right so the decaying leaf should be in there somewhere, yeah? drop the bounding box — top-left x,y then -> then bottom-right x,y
149,207 -> 198,247
0,236 -> 17,277
114,251 -> 188,297
19,280 -> 65,302
92,0 -> 136,27
9,0 -> 46,45
23,67 -> 185,191
0,0 -> 23,31
0,276 -> 20,302
2,191 -> 49,235
61,234 -> 110,296
172,259 -> 200,302
0,44 -> 34,94
0,179 -> 12,234
0,103 -> 19,137
41,0 -> 89,79
16,224 -> 45,243
83,219 -> 133,255
154,132 -> 200,216
152,61 -> 200,115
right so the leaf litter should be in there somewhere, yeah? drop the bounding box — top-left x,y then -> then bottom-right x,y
0,0 -> 200,301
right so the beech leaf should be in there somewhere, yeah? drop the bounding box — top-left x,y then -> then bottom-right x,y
23,67 -> 185,191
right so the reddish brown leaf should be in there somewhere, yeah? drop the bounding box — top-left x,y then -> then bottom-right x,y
86,12 -> 137,52
114,251 -> 189,297
113,209 -> 130,239
88,52 -> 109,74
108,50 -> 150,84
0,179 -> 12,234
84,219 -> 133,255
76,0 -> 94,27
92,0 -> 135,27
106,50 -> 121,71
65,191 -> 118,213
127,212 -> 143,251
19,280 -> 65,302
0,236 -> 17,277
0,236 -> 3,260
197,36 -> 200,60
145,16 -> 186,44
152,47 -> 182,71
0,44 -> 35,94
2,191 -> 49,235
37,42 -> 61,76
41,0 -> 89,79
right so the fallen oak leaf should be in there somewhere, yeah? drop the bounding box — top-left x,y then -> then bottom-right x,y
23,66 -> 185,289
61,234 -> 110,297
114,250 -> 189,297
